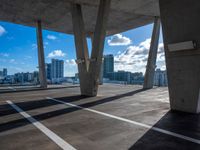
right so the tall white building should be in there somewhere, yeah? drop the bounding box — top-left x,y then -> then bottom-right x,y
51,59 -> 64,82
154,69 -> 168,86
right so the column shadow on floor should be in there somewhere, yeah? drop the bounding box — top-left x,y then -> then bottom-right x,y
0,88 -> 147,133
129,110 -> 200,150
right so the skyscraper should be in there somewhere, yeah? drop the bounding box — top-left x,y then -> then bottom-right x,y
3,68 -> 7,77
0,71 -> 3,77
51,59 -> 64,79
46,63 -> 52,80
103,54 -> 114,78
154,69 -> 168,86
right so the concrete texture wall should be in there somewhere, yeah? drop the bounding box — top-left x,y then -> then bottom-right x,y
0,0 -> 158,36
159,0 -> 200,113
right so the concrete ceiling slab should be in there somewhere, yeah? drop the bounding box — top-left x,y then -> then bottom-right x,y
0,0 -> 160,35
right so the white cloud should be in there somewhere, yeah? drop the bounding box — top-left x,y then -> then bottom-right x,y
32,43 -> 37,49
0,53 -> 9,57
157,43 -> 164,54
108,34 -> 132,46
47,50 -> 66,58
0,25 -> 6,36
47,35 -> 57,40
64,59 -> 77,76
157,43 -> 165,62
10,59 -> 15,63
66,59 -> 76,65
24,56 -> 32,60
160,65 -> 166,70
32,42 -> 48,49
114,38 -> 165,73
9,59 -> 17,64
44,42 -> 49,45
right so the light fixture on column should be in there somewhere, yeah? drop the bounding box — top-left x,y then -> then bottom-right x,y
168,41 -> 197,52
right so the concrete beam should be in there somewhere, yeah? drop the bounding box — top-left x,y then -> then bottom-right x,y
36,20 -> 47,88
159,0 -> 200,113
0,1 -> 159,37
71,0 -> 111,96
143,17 -> 160,89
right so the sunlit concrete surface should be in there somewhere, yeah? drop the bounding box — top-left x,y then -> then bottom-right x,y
0,84 -> 200,150
0,83 -> 78,93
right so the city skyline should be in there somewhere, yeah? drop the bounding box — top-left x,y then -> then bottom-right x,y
0,56 -> 167,87
0,21 -> 165,76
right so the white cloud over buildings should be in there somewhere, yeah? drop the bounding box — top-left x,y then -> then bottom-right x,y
47,35 -> 57,40
108,34 -> 132,46
114,38 -> 165,73
47,50 -> 66,58
66,59 -> 76,66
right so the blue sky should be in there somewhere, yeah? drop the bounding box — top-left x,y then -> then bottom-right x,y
0,21 -> 165,76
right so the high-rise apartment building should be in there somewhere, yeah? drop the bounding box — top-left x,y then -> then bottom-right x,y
3,68 -> 7,77
51,59 -> 64,79
46,63 -> 52,80
103,54 -> 114,78
0,71 -> 3,77
154,69 -> 168,86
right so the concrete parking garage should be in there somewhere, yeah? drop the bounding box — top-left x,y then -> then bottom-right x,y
0,84 -> 200,150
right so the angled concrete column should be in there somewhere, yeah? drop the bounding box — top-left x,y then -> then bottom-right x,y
36,20 -> 47,88
88,0 -> 111,95
143,17 -> 160,89
159,0 -> 200,113
89,32 -> 103,85
71,0 -> 111,96
71,4 -> 90,95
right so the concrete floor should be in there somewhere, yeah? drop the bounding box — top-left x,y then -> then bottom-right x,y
0,83 -> 78,93
0,84 -> 200,150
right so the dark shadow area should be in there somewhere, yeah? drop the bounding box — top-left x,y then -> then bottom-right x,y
3,87 -> 197,149
0,88 -> 147,133
0,95 -> 87,117
0,102 -> 83,133
0,85 -> 79,94
0,88 -> 146,117
129,110 -> 200,150
75,88 -> 147,108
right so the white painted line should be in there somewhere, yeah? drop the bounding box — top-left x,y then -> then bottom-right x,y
6,100 -> 76,150
47,97 -> 200,145
8,87 -> 16,91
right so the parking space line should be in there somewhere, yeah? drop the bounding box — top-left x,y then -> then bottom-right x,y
6,100 -> 76,150
8,87 -> 16,91
47,97 -> 200,145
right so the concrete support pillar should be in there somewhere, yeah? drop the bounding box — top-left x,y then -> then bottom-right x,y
159,0 -> 200,113
88,0 -> 110,95
71,0 -> 111,96
71,4 -> 91,95
89,32 -> 103,85
36,20 -> 47,88
143,17 -> 160,89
